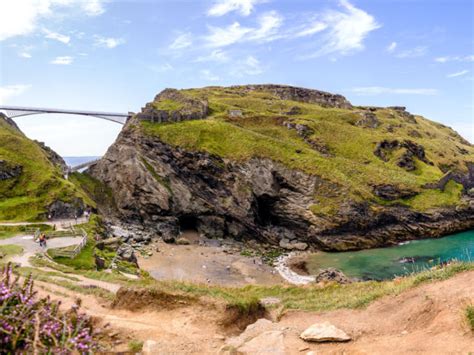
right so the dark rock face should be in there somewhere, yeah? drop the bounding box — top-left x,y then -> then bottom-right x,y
47,198 -> 85,219
374,139 -> 431,171
116,243 -> 138,264
136,88 -> 209,123
283,121 -> 332,156
372,184 -> 418,200
388,106 -> 417,123
233,84 -> 353,109
356,112 -> 380,128
0,160 -> 22,181
34,141 -> 67,170
90,119 -> 474,252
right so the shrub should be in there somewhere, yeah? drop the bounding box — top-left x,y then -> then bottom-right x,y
466,304 -> 474,331
0,263 -> 98,353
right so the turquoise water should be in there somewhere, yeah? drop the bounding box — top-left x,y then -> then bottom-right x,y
306,230 -> 474,280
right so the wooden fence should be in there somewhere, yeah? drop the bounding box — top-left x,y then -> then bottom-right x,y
36,228 -> 88,259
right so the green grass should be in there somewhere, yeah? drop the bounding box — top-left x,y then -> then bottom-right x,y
0,244 -> 23,258
152,99 -> 184,112
0,224 -> 52,240
153,262 -> 474,312
47,214 -> 105,270
0,115 -> 90,221
128,340 -> 144,352
141,86 -> 474,215
466,304 -> 474,331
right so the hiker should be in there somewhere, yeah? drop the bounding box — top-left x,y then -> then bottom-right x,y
39,233 -> 47,248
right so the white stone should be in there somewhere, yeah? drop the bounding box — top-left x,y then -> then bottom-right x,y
300,321 -> 351,342
142,340 -> 158,354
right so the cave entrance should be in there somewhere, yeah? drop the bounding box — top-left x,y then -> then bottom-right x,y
254,195 -> 279,226
178,215 -> 198,232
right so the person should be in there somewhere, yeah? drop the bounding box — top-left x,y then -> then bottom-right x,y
39,233 -> 47,248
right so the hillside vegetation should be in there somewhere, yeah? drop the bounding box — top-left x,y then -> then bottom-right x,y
142,85 -> 473,214
0,114 -> 91,221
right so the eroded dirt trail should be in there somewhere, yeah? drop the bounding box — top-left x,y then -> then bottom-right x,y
34,269 -> 474,354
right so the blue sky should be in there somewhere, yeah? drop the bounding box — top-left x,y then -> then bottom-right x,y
0,0 -> 473,156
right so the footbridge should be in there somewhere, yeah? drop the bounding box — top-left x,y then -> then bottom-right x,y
0,106 -> 132,125
0,106 -> 132,175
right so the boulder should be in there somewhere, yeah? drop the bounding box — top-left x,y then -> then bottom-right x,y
0,160 -> 22,181
356,112 -> 380,128
314,268 -> 352,284
116,244 -> 137,264
300,321 -> 351,342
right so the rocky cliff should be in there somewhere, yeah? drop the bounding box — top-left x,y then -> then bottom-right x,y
0,113 -> 89,221
89,85 -> 474,251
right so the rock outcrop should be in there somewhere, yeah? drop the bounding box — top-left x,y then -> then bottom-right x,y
300,322 -> 351,342
0,160 -> 22,181
89,85 -> 474,251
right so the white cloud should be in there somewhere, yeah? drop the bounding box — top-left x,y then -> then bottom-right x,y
395,46 -> 427,58
50,56 -> 73,65
195,49 -> 229,62
94,36 -> 125,48
19,52 -> 32,58
169,33 -> 192,50
0,0 -> 106,41
0,84 -> 32,104
295,22 -> 327,38
303,0 -> 380,57
447,70 -> 469,78
205,11 -> 282,47
435,55 -> 474,63
232,55 -> 264,76
205,22 -> 251,47
150,63 -> 174,73
43,28 -> 70,44
207,0 -> 264,17
82,0 -> 105,16
352,86 -> 438,96
200,69 -> 220,81
386,41 -> 397,53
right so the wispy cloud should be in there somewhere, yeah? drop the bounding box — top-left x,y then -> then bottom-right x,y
205,11 -> 282,47
232,55 -> 264,76
0,0 -> 106,41
94,36 -> 125,48
169,33 -> 192,50
447,70 -> 469,78
0,84 -> 32,104
43,29 -> 70,44
386,41 -> 397,53
207,0 -> 264,17
195,49 -> 230,62
435,55 -> 474,63
19,52 -> 32,59
352,86 -> 438,96
50,56 -> 73,65
200,69 -> 220,81
294,22 -> 327,38
395,46 -> 427,58
301,0 -> 380,58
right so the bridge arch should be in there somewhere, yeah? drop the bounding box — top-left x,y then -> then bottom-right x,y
0,105 -> 132,172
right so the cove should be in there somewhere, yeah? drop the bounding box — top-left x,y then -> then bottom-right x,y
306,230 -> 474,280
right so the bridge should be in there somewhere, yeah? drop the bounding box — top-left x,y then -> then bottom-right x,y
0,106 -> 132,125
0,106 -> 132,174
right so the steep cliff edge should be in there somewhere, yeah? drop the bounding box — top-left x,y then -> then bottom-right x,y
89,85 -> 474,250
0,113 -> 91,221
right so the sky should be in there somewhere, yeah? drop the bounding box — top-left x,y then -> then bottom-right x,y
0,0 -> 473,156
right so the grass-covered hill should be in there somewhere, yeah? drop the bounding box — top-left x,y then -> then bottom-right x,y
143,85 -> 473,212
91,85 -> 474,250
0,113 -> 92,221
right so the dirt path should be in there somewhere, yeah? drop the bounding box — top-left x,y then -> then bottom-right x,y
279,270 -> 474,354
0,234 -> 83,266
0,217 -> 88,230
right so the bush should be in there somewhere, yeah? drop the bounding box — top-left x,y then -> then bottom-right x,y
466,304 -> 474,331
0,263 -> 98,353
